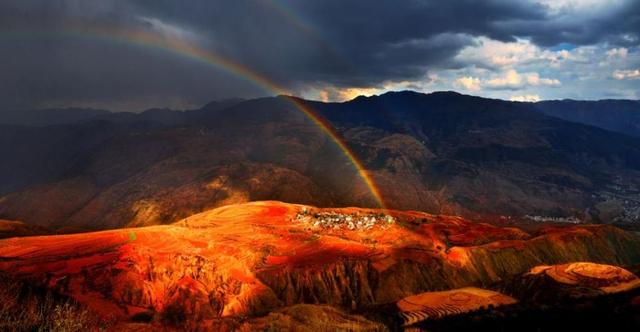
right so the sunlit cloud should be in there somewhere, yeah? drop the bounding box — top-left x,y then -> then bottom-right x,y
335,87 -> 384,101
613,69 -> 640,80
301,86 -> 386,102
536,0 -> 630,17
510,94 -> 541,102
452,70 -> 560,92
607,47 -> 628,59
454,77 -> 481,91
455,37 -> 572,70
137,16 -> 205,43
300,73 -> 442,102
486,70 -> 525,89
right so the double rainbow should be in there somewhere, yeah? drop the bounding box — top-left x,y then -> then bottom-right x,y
2,24 -> 386,208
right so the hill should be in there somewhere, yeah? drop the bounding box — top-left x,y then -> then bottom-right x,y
0,219 -> 48,239
0,201 -> 638,330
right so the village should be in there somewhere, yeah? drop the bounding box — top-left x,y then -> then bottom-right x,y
524,215 -> 583,224
292,207 -> 396,231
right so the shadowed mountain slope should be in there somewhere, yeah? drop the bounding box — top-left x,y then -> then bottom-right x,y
1,92 -> 640,230
0,108 -> 111,127
533,99 -> 640,138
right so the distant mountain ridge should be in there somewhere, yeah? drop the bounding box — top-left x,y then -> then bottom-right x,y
0,107 -> 111,126
532,99 -> 640,137
0,98 -> 246,127
3,93 -> 637,136
1,91 -> 640,231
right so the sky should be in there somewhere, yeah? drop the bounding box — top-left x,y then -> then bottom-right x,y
0,0 -> 639,111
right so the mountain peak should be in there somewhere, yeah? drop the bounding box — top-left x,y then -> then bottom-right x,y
350,90 -> 479,103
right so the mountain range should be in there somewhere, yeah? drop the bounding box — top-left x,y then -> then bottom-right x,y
1,91 -> 639,232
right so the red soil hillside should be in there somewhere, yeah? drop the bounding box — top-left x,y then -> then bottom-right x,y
396,287 -> 516,326
507,262 -> 640,301
530,262 -> 640,294
0,201 -> 639,328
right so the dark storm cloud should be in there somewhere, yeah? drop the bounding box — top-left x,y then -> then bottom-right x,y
0,1 -> 267,110
0,0 -> 637,110
125,0 -> 549,85
0,34 -> 259,110
497,0 -> 640,47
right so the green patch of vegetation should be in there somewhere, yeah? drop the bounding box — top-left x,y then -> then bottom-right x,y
444,235 -> 452,253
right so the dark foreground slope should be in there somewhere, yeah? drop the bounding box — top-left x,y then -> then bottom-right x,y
1,92 -> 640,230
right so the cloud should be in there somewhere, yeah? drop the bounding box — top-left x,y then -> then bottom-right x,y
486,70 -> 525,89
455,37 -> 576,70
455,69 -> 561,91
503,0 -> 640,47
510,94 -> 541,102
0,0 -> 552,108
607,47 -> 628,59
137,16 -> 204,43
308,87 -> 386,102
456,38 -> 541,68
488,70 -> 560,89
454,77 -> 482,91
613,69 -> 640,80
0,0 -> 638,110
301,74 -> 441,102
524,72 -> 561,86
535,0 -> 628,13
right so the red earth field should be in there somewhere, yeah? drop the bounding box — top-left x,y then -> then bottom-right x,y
0,201 -> 639,330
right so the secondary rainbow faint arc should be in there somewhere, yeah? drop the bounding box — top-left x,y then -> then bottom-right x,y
5,25 -> 386,208
261,0 -> 352,75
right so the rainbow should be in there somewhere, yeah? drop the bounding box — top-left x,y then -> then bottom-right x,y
261,0 -> 346,63
262,0 -> 319,41
2,24 -> 386,208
